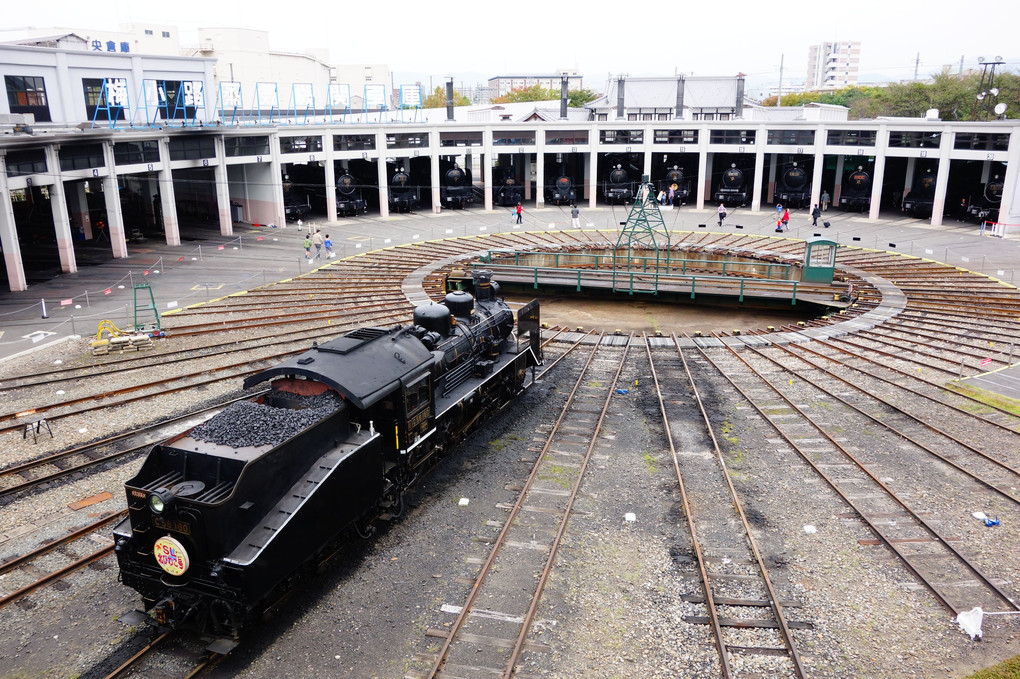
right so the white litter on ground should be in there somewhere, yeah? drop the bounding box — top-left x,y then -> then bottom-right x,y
624,513 -> 636,522
804,525 -> 818,534
957,607 -> 984,640
458,498 -> 469,506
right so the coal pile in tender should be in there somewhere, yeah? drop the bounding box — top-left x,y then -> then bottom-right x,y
192,392 -> 343,448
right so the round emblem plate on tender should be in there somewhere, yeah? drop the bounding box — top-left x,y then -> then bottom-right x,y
153,535 -> 189,576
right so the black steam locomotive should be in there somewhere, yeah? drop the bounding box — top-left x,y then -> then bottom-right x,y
494,168 -> 524,207
441,165 -> 474,209
282,177 -> 310,221
547,175 -> 576,206
968,175 -> 1003,223
775,163 -> 810,208
602,164 -> 635,204
714,164 -> 748,207
661,165 -> 690,205
114,271 -> 541,648
336,174 -> 368,217
839,167 -> 872,212
902,168 -> 936,218
388,168 -> 420,213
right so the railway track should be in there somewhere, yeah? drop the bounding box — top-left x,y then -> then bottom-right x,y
0,510 -> 124,611
646,335 -> 808,678
691,339 -> 1020,617
423,333 -> 631,678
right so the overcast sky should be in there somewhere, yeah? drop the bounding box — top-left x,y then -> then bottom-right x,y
4,0 -> 1017,97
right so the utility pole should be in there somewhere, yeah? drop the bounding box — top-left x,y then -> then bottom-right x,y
914,53 -> 920,80
777,54 -> 784,106
959,55 -> 965,76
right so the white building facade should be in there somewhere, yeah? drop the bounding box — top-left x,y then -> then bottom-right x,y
806,41 -> 861,90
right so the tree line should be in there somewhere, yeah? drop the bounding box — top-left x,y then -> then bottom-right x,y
421,84 -> 601,109
761,70 -> 1018,120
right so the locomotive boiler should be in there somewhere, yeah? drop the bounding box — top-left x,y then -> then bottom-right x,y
902,168 -> 936,218
441,165 -> 474,209
494,167 -> 524,208
661,165 -> 690,205
547,175 -> 576,206
838,167 -> 872,212
775,163 -> 810,209
968,174 -> 1003,223
602,164 -> 635,204
388,168 -> 420,213
336,174 -> 369,217
714,164 -> 748,207
282,177 -> 311,221
114,271 -> 541,648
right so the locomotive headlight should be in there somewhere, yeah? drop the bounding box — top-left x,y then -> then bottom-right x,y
149,487 -> 174,514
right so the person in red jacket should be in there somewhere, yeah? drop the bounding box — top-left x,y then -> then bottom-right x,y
515,203 -> 523,224
781,207 -> 790,230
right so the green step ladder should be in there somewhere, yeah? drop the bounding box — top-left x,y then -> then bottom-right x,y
133,283 -> 161,333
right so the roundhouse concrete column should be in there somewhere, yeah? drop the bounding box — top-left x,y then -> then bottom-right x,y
998,131 -> 1020,234
324,137 -> 337,223
68,182 -> 92,240
375,130 -> 389,219
523,153 -> 531,201
213,136 -> 232,236
751,143 -> 765,212
699,152 -> 712,211
868,125 -> 889,220
767,153 -> 777,203
44,146 -> 77,273
535,128 -> 545,208
833,154 -> 845,205
268,134 -> 286,226
980,160 -> 991,184
930,129 -> 953,226
903,157 -> 916,201
101,141 -> 128,259
0,156 -> 27,292
587,147 -> 597,210
430,130 -> 441,213
810,126 -> 825,211
482,128 -> 494,212
157,136 -> 180,246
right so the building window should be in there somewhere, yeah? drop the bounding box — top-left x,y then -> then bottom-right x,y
953,133 -> 1009,151
334,134 -> 375,151
493,131 -> 535,145
161,31 -> 170,38
6,75 -> 52,122
82,78 -> 126,121
144,29 -> 153,35
654,129 -> 698,144
5,148 -> 47,177
440,131 -> 483,147
709,129 -> 756,144
826,129 -> 877,146
546,130 -> 588,145
59,143 -> 105,171
225,136 -> 270,157
767,129 -> 815,145
888,131 -> 941,148
387,132 -> 429,149
600,129 -> 643,144
596,113 -> 608,121
280,136 -> 323,153
168,136 -> 216,161
114,140 -> 160,165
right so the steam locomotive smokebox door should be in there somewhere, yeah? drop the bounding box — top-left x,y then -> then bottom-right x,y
803,237 -> 837,283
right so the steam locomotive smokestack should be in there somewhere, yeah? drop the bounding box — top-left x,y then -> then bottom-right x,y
445,79 -> 455,122
560,76 -> 569,120
616,76 -> 625,119
735,75 -> 745,120
675,76 -> 685,120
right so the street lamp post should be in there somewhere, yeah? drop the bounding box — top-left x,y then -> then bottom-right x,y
976,56 -> 1005,120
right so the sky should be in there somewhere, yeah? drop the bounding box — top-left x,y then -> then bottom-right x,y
4,0 -> 1018,99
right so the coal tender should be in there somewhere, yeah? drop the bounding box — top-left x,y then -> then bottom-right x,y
113,271 -> 541,648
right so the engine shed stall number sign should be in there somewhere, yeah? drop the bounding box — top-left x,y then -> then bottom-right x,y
154,535 -> 190,576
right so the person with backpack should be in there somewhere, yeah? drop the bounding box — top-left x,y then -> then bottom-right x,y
717,203 -> 727,227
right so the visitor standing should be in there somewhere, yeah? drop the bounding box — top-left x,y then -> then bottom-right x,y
811,204 -> 821,226
717,203 -> 727,227
570,203 -> 580,228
